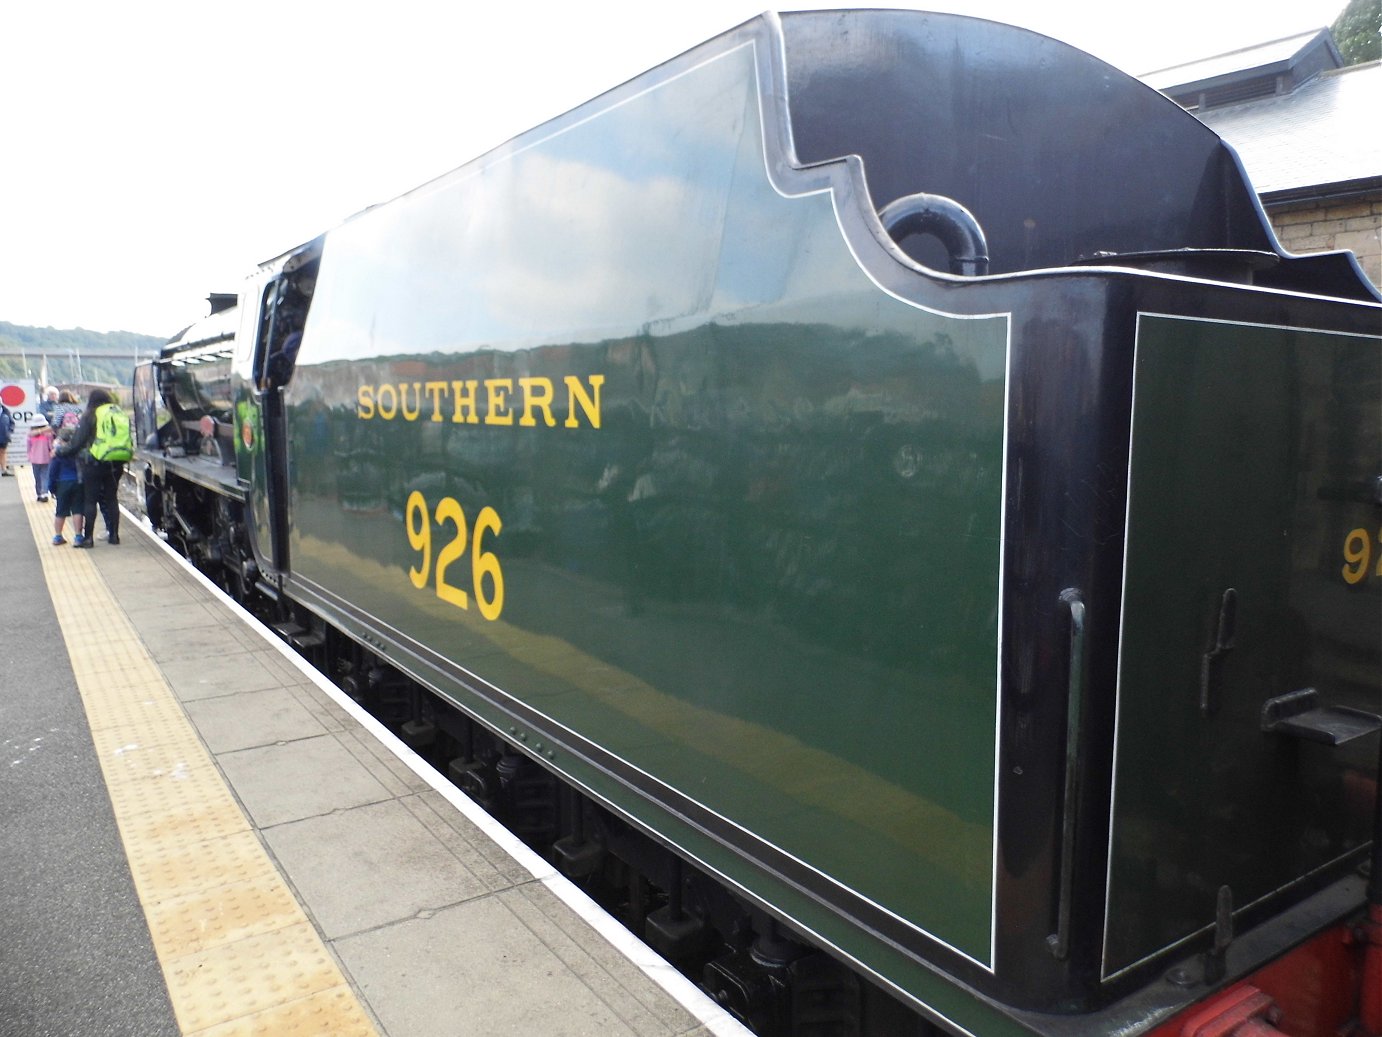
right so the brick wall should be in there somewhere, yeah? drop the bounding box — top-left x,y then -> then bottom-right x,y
1267,193 -> 1382,289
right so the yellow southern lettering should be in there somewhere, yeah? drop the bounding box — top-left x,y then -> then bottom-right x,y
519,377 -> 556,427
375,383 -> 399,420
485,378 -> 514,425
424,381 -> 449,421
357,372 -> 605,430
399,382 -> 423,421
565,374 -> 603,429
452,379 -> 480,424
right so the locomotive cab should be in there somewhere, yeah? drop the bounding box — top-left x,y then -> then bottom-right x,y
234,239 -> 322,577
147,295 -> 238,461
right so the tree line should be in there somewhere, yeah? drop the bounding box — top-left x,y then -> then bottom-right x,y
0,320 -> 166,389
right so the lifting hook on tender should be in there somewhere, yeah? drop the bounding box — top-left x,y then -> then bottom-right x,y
879,192 -> 990,276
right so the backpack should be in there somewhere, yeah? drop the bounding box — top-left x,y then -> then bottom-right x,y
90,403 -> 133,462
56,407 -> 81,444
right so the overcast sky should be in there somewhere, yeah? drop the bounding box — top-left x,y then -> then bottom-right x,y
0,0 -> 1348,336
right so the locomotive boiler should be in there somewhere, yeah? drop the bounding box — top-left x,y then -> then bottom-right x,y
134,10 -> 1382,1036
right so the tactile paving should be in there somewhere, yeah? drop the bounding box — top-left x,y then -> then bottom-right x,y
186,986 -> 381,1037
162,923 -> 348,1032
18,468 -> 379,1037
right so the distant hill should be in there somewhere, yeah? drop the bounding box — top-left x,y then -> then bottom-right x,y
0,321 -> 167,388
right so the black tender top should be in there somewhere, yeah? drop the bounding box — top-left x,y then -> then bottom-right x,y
779,10 -> 1377,298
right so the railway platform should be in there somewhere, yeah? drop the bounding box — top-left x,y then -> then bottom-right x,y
0,466 -> 744,1037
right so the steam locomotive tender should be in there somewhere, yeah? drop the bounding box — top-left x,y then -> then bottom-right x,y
135,10 -> 1382,1037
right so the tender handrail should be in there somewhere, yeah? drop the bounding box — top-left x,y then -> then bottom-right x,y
879,192 -> 990,276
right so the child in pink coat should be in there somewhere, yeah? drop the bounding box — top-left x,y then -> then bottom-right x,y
27,414 -> 55,502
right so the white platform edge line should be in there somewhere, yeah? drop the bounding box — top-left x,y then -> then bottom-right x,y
121,506 -> 752,1037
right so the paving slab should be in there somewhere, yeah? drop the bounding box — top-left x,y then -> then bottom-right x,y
182,685 -> 328,752
263,796 -> 493,938
401,791 -> 535,893
116,580 -> 205,606
135,621 -> 261,663
121,600 -> 237,634
159,651 -> 298,701
217,734 -> 395,828
335,896 -> 649,1037
280,681 -> 353,734
505,883 -> 703,1036
334,723 -> 433,796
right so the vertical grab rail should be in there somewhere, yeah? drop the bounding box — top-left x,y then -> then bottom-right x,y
1048,588 -> 1087,960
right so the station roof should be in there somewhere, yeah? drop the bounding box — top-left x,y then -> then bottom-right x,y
1141,30 -> 1338,93
1197,60 -> 1382,198
1140,27 -> 1379,202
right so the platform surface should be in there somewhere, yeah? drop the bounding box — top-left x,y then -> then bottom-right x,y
1,467 -> 740,1037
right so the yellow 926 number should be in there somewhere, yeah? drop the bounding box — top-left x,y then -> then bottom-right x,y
406,491 -> 504,620
1341,526 -> 1382,586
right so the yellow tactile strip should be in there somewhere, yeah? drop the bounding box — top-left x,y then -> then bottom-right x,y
17,469 -> 379,1037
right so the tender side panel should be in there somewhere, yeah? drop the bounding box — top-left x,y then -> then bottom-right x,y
283,40 -> 1009,971
1106,314 -> 1381,978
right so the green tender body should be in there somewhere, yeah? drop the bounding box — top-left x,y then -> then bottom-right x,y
284,41 -> 1009,973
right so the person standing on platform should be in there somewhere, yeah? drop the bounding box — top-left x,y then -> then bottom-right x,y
27,413 -> 54,501
39,387 -> 59,424
55,388 -> 133,547
0,402 -> 12,476
49,444 -> 83,545
51,389 -> 83,439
